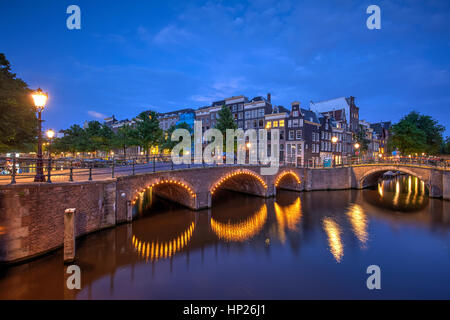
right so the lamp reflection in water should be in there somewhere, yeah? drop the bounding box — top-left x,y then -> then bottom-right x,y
274,198 -> 302,243
211,204 -> 267,242
378,181 -> 384,197
393,180 -> 400,206
132,222 -> 195,262
322,218 -> 343,263
346,204 -> 368,248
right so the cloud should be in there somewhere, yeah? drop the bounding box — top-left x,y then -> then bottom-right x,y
87,110 -> 108,120
153,25 -> 193,45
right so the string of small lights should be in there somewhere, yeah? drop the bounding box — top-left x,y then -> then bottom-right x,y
274,170 -> 301,187
210,169 -> 268,195
132,222 -> 195,261
132,179 -> 196,205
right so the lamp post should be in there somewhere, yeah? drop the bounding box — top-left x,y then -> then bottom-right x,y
32,89 -> 48,182
354,142 -> 361,164
46,129 -> 55,183
331,136 -> 338,167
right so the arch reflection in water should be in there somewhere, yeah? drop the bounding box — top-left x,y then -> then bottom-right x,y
274,197 -> 302,243
346,204 -> 368,248
132,222 -> 195,262
372,175 -> 428,212
210,204 -> 267,242
322,218 -> 344,263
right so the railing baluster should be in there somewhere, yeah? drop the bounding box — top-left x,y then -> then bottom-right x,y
47,157 -> 52,183
89,164 -> 93,181
69,161 -> 74,182
10,155 -> 16,185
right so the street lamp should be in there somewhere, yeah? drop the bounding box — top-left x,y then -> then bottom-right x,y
32,88 -> 48,182
331,136 -> 338,166
45,129 -> 55,183
354,142 -> 360,150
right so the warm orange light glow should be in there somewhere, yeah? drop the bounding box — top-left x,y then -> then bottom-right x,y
132,222 -> 195,261
46,129 -> 55,139
132,179 -> 195,205
346,204 -> 368,248
323,218 -> 343,263
274,198 -> 302,243
210,169 -> 267,195
275,170 -> 301,187
211,204 -> 267,242
331,136 -> 338,143
31,89 -> 48,108
354,143 -> 360,149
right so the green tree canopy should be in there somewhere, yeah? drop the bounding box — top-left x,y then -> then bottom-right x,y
113,124 -> 138,158
161,122 -> 192,151
135,111 -> 163,154
214,104 -> 237,136
354,125 -> 371,154
391,111 -> 444,155
0,53 -> 37,152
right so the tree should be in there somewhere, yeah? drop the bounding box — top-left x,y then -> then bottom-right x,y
442,137 -> 450,155
354,125 -> 370,154
0,53 -> 37,152
53,124 -> 87,154
391,111 -> 444,155
113,125 -> 138,158
160,122 -> 192,151
215,104 -> 237,135
135,111 -> 163,156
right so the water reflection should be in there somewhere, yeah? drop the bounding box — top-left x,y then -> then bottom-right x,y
346,204 -> 368,248
322,218 -> 344,263
211,204 -> 267,242
132,222 -> 195,262
1,176 -> 449,299
274,197 -> 302,243
367,175 -> 429,212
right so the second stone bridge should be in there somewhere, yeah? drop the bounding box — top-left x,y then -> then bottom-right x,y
116,164 -> 449,222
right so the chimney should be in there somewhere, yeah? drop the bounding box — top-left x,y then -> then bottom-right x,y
267,93 -> 271,103
291,101 -> 300,111
349,96 -> 355,106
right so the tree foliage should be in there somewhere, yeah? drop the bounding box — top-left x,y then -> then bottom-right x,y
135,111 -> 163,154
160,122 -> 192,151
113,125 -> 138,158
0,53 -> 37,152
214,104 -> 237,136
354,125 -> 370,153
391,111 -> 444,155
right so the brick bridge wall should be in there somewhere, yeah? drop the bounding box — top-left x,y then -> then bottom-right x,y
0,165 -> 448,263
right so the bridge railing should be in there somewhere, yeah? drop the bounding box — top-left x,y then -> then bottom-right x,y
0,154 -> 448,185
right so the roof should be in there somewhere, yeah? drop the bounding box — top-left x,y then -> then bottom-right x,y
300,108 -> 320,124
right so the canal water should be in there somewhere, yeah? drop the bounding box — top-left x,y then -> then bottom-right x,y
0,175 -> 449,299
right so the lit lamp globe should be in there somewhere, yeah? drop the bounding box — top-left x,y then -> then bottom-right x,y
354,143 -> 360,149
331,136 -> 338,144
32,89 -> 48,110
46,129 -> 55,139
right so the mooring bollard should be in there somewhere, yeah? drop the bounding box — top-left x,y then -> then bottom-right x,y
64,208 -> 76,263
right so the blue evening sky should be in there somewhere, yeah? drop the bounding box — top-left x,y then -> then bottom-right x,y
1,0 -> 449,135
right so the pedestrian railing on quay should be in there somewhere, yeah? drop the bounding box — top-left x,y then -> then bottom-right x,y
0,155 -> 448,185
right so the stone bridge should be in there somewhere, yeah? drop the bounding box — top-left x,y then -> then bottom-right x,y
1,164 -> 448,263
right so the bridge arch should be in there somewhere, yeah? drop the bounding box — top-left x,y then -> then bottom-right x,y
275,170 -> 302,191
358,166 -> 430,190
210,168 -> 268,198
131,178 -> 197,209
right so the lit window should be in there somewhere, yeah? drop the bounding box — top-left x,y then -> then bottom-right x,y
266,121 -> 272,129
279,120 -> 285,127
273,121 -> 278,127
